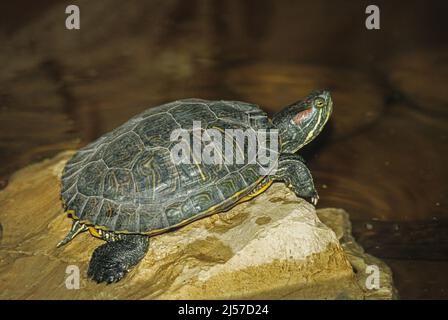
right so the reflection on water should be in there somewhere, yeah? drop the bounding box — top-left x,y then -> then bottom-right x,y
0,0 -> 447,299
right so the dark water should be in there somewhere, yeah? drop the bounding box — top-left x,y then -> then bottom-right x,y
0,0 -> 447,299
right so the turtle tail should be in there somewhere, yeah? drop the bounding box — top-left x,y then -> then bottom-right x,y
57,220 -> 88,247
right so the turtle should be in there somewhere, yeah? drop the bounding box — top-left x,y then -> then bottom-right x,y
58,90 -> 333,283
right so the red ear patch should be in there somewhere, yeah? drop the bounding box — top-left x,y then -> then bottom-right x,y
293,108 -> 312,125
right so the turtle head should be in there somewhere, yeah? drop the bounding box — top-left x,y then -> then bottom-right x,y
273,90 -> 333,153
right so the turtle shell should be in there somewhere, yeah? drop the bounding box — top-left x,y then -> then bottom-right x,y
61,99 -> 278,234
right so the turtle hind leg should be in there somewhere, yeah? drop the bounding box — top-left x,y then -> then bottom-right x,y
87,234 -> 149,284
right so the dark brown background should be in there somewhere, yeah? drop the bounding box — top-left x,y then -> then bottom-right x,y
0,0 -> 447,299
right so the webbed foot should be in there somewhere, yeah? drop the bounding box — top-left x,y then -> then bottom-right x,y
87,235 -> 149,284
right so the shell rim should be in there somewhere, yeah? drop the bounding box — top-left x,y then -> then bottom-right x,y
62,176 -> 271,236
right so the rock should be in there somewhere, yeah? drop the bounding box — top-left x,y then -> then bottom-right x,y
317,209 -> 398,300
0,152 -> 396,299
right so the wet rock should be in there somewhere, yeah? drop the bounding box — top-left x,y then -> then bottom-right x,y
0,152 -> 396,299
317,208 -> 398,300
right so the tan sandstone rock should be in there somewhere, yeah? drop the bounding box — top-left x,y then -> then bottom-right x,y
0,152 -> 395,299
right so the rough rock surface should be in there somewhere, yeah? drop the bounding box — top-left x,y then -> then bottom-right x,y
317,209 -> 398,300
0,152 -> 396,299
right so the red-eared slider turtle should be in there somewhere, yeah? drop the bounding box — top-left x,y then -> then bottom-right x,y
59,90 -> 333,283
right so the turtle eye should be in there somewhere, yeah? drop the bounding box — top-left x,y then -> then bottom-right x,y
314,97 -> 325,108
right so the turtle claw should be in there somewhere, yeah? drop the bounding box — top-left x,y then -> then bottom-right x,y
310,194 -> 319,206
87,251 -> 129,284
89,265 -> 128,284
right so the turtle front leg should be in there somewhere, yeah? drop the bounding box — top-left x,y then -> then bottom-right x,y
87,234 -> 149,284
273,154 -> 319,205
